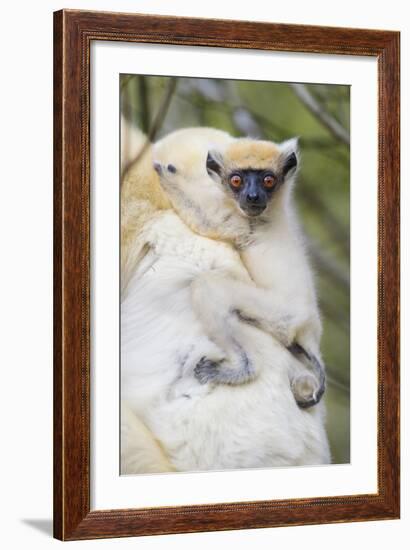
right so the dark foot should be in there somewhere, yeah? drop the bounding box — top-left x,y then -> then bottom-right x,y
291,374 -> 325,408
194,357 -> 224,385
287,343 -> 326,408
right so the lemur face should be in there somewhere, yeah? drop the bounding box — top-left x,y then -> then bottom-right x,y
219,168 -> 278,217
206,138 -> 298,218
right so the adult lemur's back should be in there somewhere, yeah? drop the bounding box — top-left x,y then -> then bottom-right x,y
121,124 -> 330,473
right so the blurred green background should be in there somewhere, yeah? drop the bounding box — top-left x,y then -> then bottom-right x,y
121,75 -> 350,465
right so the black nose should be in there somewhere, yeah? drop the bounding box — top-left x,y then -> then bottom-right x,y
246,192 -> 260,203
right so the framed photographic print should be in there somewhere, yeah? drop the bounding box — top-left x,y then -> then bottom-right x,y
53,9 -> 400,541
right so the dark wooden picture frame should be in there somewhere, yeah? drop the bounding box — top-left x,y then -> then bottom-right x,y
54,9 -> 400,541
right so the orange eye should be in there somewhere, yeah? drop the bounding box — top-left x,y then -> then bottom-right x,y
263,174 -> 275,188
230,174 -> 242,188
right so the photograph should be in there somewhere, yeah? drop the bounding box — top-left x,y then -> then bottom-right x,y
0,0 -> 404,545
120,74 -> 350,475
51,8 -> 400,541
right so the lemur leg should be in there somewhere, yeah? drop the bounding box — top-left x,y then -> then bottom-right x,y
287,337 -> 326,408
190,272 -> 302,385
191,288 -> 258,385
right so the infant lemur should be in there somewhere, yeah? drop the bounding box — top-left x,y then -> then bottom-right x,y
154,129 -> 325,407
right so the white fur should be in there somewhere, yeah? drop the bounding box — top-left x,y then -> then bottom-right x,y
156,132 -> 325,403
121,115 -> 148,176
121,128 -> 330,473
121,402 -> 175,474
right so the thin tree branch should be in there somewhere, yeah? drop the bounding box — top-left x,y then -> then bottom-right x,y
289,83 -> 350,146
177,90 -> 349,165
125,77 -> 178,173
120,74 -> 133,92
149,78 -> 178,141
138,76 -> 150,134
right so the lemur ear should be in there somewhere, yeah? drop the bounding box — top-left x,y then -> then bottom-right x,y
279,137 -> 299,178
153,161 -> 164,175
206,150 -> 224,181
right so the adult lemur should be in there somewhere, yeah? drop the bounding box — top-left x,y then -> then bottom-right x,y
121,124 -> 329,473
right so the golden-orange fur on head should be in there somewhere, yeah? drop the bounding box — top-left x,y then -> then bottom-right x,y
223,139 -> 282,170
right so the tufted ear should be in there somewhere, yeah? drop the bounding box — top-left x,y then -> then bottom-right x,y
153,161 -> 163,175
206,149 -> 225,182
278,137 -> 299,178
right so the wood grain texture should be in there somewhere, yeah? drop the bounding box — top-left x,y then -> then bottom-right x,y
53,9 -> 400,541
53,10 -> 63,540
